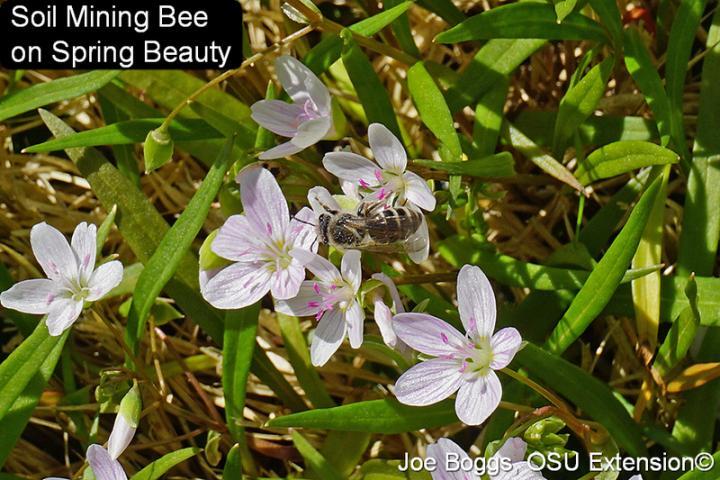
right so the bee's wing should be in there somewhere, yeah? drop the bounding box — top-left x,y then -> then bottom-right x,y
404,214 -> 429,263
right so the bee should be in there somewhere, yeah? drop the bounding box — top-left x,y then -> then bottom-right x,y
313,197 -> 429,263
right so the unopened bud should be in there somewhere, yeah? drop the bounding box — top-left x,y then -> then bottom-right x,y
144,126 -> 174,172
107,383 -> 141,459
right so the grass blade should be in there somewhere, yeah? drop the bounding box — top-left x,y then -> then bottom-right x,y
546,174 -> 663,353
129,447 -> 200,480
654,276 -> 700,378
575,141 -> 679,185
0,71 -> 118,122
292,432 -> 344,480
413,152 -> 515,178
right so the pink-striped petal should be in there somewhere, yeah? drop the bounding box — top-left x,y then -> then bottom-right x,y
490,328 -> 522,370
290,249 -> 342,284
31,222 -> 78,282
493,437 -> 527,463
394,358 -> 463,406
426,438 -> 477,480
258,140 -> 304,160
45,297 -> 83,336
454,371 -> 501,425
457,265 -> 496,338
71,222 -> 97,283
274,281 -> 322,317
341,250 -> 362,292
275,56 -> 331,114
270,262 -> 305,300
237,165 -> 289,240
405,213 -> 430,264
0,278 -> 58,314
292,116 -> 332,148
250,99 -> 303,137
212,214 -> 264,262
403,171 -> 437,212
346,300 -> 364,348
289,207 -> 318,252
86,445 -> 127,480
393,313 -> 467,357
368,123 -> 406,173
86,261 -> 123,301
308,186 -> 342,215
311,308 -> 347,366
323,152 -> 382,187
201,262 -> 272,309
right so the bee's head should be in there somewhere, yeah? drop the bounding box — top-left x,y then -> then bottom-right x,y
318,213 -> 331,245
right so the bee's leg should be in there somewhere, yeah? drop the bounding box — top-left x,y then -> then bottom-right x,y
313,197 -> 340,214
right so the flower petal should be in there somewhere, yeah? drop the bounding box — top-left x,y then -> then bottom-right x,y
275,55 -> 331,114
0,278 -> 58,314
323,152 -> 381,187
403,171 -> 437,212
454,371 -> 501,425
308,186 -> 342,215
290,249 -> 342,284
373,294 -> 398,348
45,297 -> 83,336
311,308 -> 347,366
212,214 -> 264,262
426,438 -> 477,480
258,140 -> 305,160
250,99 -> 303,137
341,250 -> 362,292
289,206 -> 318,253
490,328 -> 522,370
274,281 -> 321,317
493,437 -> 527,463
393,313 -> 467,356
107,414 -> 136,460
368,123 -> 406,173
457,265 -> 496,338
31,222 -> 78,282
405,213 -> 430,264
86,261 -> 123,302
270,263 -> 305,300
71,222 -> 97,283
86,444 -> 128,480
493,462 -> 546,480
292,116 -> 332,148
346,300 -> 365,348
371,273 -> 404,313
394,358 -> 463,406
201,262 -> 272,309
237,165 -> 289,240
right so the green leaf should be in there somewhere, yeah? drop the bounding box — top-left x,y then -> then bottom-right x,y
546,174 -> 664,353
0,70 -> 118,122
586,0 -> 622,48
0,327 -> 66,467
575,141 -> 679,185
472,79 -> 508,157
447,40 -> 546,113
385,0 -> 420,57
292,431 -> 344,480
554,0 -> 578,22
417,0 -> 465,25
129,447 -> 200,480
251,348 -> 308,412
359,459 -> 432,479
654,276 -> 700,378
435,3 -> 607,43
503,122 -> 584,192
223,444 -> 243,479
277,314 -> 335,409
413,152 -> 515,178
99,95 -> 140,186
223,304 -> 260,442
0,322 -> 68,423
340,31 -> 402,139
676,451 -> 720,479
37,109 -> 224,344
552,56 -> 613,156
515,343 -> 647,456
439,235 -> 660,291
23,118 -> 223,153
267,398 -> 457,433
407,61 -> 463,196
623,27 -> 673,146
320,432 -> 371,478
125,136 -> 237,352
304,2 -> 415,75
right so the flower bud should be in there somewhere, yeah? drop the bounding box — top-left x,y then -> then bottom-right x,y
143,126 -> 174,172
107,383 -> 141,459
199,230 -> 232,271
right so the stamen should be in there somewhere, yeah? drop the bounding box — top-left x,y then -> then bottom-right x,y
440,332 -> 449,344
266,222 -> 273,236
307,301 -> 321,308
359,178 -> 370,188
374,170 -> 383,182
313,282 -> 321,295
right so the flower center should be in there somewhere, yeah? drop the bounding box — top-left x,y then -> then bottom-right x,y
71,287 -> 91,302
297,99 -> 321,123
457,337 -> 493,377
306,281 -> 354,320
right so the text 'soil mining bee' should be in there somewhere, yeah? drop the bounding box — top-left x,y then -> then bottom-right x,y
312,195 -> 429,263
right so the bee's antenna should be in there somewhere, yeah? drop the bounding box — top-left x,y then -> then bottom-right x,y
292,216 -> 317,228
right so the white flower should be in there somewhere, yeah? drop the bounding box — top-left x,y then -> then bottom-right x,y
275,249 -> 364,366
392,265 -> 522,425
251,55 -> 334,159
0,222 -> 123,336
107,384 -> 141,459
44,444 -> 127,480
370,272 -> 408,351
200,165 -> 317,309
425,437 -> 546,480
323,123 -> 436,212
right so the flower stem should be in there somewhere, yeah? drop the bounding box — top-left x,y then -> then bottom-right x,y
500,367 -> 570,411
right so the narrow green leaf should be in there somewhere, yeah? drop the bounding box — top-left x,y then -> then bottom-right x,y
515,343 -> 647,456
385,0 -> 420,57
223,444 -> 243,480
407,61 -> 462,195
24,119 -> 223,153
413,152 -> 515,178
503,122 -> 584,192
267,398 -> 457,433
586,0 -> 622,48
277,314 -> 335,409
623,27 -> 673,146
99,95 -> 140,186
304,2 -> 415,75
0,70 -> 118,122
292,431 -> 344,480
224,304 -> 261,442
654,276 -> 700,378
575,141 -> 679,185
320,432 -> 371,478
417,0 -> 465,25
435,4 -> 608,43
251,347 -> 308,412
341,32 -> 402,139
472,79 -> 508,157
676,451 -> 720,479
554,0 -> 578,22
546,175 -> 664,353
447,40 -> 546,113
126,136 -> 236,352
552,56 -> 613,156
129,447 -> 200,480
